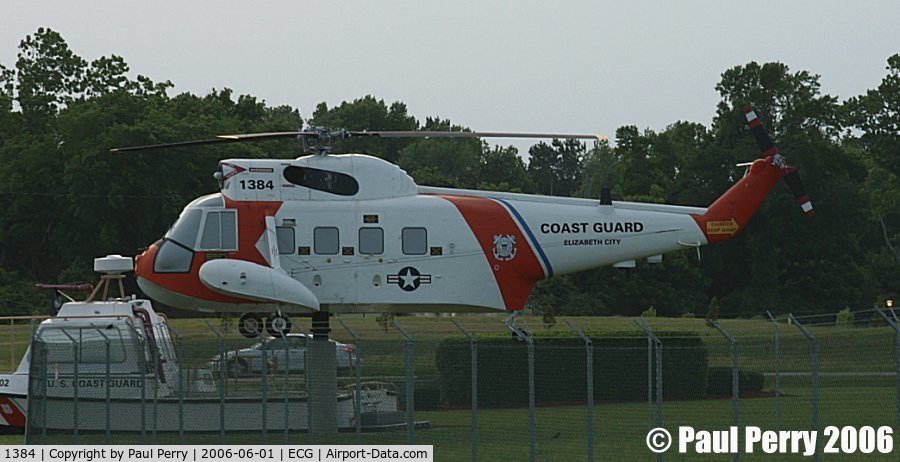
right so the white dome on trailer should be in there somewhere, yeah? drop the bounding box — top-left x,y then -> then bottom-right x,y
94,255 -> 134,274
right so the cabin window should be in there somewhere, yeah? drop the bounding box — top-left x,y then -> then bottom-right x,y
402,227 -> 427,255
165,209 -> 203,249
40,327 -> 129,364
314,227 -> 340,255
199,210 -> 238,251
359,227 -> 384,255
276,226 -> 295,254
283,166 -> 360,196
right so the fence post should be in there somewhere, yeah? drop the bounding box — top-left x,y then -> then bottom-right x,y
261,336 -> 269,444
452,320 -> 479,462
766,311 -> 781,432
58,328 -> 80,442
91,325 -> 113,443
708,319 -> 740,462
24,320 -> 36,444
169,326 -> 185,442
566,321 -> 595,462
26,320 -> 49,443
875,308 -> 900,430
636,320 -> 663,433
281,335 -> 291,444
292,324 -> 313,444
152,327 -> 160,444
339,320 -> 363,444
284,324 -> 313,445
789,314 -> 819,462
125,324 -> 147,442
505,318 -> 536,462
8,318 -> 13,376
392,321 -> 415,444
279,336 -> 289,443
205,321 -> 226,443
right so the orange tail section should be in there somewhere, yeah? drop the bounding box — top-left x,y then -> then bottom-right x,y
691,157 -> 785,244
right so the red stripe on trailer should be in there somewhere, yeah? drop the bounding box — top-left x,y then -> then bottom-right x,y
438,195 -> 544,311
0,396 -> 26,427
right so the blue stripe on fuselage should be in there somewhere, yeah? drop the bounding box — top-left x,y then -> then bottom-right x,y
494,198 -> 554,277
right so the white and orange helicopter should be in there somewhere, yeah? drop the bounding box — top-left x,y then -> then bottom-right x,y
115,106 -> 813,339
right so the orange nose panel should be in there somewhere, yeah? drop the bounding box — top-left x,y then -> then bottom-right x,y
136,242 -> 254,305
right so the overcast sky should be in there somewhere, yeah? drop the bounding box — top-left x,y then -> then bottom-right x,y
2,1 -> 898,154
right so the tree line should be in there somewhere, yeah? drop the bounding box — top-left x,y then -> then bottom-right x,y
0,28 -> 896,317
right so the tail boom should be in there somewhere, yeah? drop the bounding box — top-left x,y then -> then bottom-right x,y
691,157 -> 785,244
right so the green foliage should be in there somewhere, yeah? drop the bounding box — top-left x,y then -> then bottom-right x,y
641,306 -> 657,318
375,313 -> 395,333
527,139 -> 586,196
478,145 -> 534,193
836,307 -> 855,326
435,332 -> 708,406
541,306 -> 557,328
707,297 -> 721,321
0,28 -> 897,319
706,367 -> 765,396
398,381 -> 442,411
0,268 -> 46,315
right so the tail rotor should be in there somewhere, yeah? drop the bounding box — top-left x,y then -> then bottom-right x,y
743,106 -> 815,218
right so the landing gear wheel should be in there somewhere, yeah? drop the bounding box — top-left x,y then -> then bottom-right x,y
266,312 -> 292,338
238,313 -> 264,339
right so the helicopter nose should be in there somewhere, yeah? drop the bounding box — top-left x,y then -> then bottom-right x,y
133,243 -> 158,279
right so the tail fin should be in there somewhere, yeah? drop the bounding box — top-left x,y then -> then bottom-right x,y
692,158 -> 783,243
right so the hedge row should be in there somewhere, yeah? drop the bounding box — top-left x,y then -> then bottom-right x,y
435,331 -> 708,407
706,367 -> 765,396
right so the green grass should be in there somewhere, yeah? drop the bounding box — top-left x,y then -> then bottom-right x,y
14,385 -> 899,460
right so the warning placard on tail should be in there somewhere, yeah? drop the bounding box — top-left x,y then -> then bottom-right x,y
706,218 -> 739,235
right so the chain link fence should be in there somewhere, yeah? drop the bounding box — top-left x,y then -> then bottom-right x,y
17,309 -> 900,460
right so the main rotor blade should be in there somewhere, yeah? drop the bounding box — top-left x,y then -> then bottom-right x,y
111,129 -> 605,153
110,138 -> 237,153
348,131 -> 606,141
110,132 -> 309,152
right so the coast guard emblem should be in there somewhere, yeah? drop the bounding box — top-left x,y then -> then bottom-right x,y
493,234 -> 517,261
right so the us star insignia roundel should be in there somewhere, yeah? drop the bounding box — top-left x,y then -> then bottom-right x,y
387,266 -> 432,292
492,234 -> 517,261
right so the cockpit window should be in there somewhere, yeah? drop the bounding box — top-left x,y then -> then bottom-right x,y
165,209 -> 203,248
154,240 -> 193,273
199,210 -> 238,250
283,166 -> 359,196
